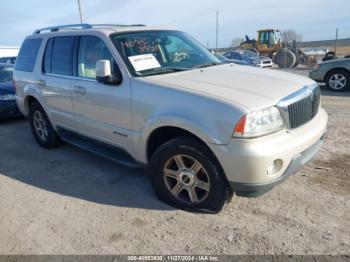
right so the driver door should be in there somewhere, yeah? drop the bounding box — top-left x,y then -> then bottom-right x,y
70,35 -> 132,150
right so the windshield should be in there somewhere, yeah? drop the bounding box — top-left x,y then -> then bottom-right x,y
0,66 -> 14,82
240,50 -> 259,59
111,30 -> 222,76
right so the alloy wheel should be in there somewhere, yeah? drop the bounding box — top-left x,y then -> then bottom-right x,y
163,154 -> 211,204
33,111 -> 49,141
329,74 -> 347,90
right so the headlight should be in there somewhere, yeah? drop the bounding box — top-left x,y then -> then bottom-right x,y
233,106 -> 284,138
313,63 -> 320,70
0,94 -> 16,101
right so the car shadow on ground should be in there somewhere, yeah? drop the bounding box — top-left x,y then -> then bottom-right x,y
0,118 -> 174,211
321,88 -> 350,97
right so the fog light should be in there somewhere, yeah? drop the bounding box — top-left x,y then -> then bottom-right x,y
267,159 -> 283,175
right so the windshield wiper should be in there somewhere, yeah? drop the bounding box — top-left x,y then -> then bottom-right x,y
193,62 -> 222,69
140,67 -> 190,76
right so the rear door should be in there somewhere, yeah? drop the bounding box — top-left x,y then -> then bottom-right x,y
70,35 -> 132,150
39,36 -> 78,131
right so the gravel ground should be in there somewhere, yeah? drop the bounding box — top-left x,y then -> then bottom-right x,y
0,70 -> 349,255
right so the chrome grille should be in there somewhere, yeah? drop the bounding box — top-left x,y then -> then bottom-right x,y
278,85 -> 321,129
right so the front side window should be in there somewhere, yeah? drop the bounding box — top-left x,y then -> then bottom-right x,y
78,36 -> 114,79
15,38 -> 42,72
111,30 -> 221,76
0,66 -> 14,82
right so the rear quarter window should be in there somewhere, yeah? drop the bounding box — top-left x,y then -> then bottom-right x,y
15,38 -> 42,72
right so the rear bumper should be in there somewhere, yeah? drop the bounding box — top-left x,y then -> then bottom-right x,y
0,100 -> 21,118
230,134 -> 325,197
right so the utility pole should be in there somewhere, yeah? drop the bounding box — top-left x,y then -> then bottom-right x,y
335,28 -> 338,55
216,10 -> 219,53
77,0 -> 83,24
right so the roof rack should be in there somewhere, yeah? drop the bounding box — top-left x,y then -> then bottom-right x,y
33,23 -> 146,34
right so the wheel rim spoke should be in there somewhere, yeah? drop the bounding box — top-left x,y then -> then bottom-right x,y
164,168 -> 178,179
187,188 -> 199,203
190,161 -> 202,174
195,179 -> 210,192
174,155 -> 185,170
171,182 -> 183,196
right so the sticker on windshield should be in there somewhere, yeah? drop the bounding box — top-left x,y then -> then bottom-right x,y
128,54 -> 161,72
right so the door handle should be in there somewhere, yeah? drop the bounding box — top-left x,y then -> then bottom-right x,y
37,79 -> 46,87
73,86 -> 87,95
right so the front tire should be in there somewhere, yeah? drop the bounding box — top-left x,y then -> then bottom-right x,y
325,69 -> 350,92
28,101 -> 61,149
149,137 -> 229,213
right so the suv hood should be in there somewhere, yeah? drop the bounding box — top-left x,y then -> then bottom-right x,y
144,64 -> 315,111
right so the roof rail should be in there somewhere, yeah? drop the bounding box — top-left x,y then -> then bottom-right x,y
33,24 -> 92,34
33,23 -> 146,34
89,24 -> 146,28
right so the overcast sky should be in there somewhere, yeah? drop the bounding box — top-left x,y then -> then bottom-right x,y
1,0 -> 349,47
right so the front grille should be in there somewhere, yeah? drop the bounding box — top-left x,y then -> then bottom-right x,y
278,86 -> 321,129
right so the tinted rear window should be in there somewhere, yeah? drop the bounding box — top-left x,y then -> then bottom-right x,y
43,38 -> 54,74
51,36 -> 75,76
15,38 -> 42,72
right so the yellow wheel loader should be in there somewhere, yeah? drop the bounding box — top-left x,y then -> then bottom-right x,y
240,29 -> 316,68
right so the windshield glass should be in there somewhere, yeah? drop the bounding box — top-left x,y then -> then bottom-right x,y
111,30 -> 222,76
240,50 -> 258,59
0,66 -> 14,82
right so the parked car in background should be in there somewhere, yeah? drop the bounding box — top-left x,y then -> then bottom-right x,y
0,56 -> 16,64
223,50 -> 274,68
310,58 -> 350,92
0,63 -> 21,118
214,54 -> 251,66
15,24 -> 327,212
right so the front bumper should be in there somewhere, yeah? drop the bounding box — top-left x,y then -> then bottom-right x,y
0,100 -> 22,118
209,108 -> 328,197
309,69 -> 325,82
230,135 -> 325,197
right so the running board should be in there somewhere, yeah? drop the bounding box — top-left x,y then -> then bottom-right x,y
59,130 -> 143,168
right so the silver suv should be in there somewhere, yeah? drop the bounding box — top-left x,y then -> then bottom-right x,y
14,24 -> 328,212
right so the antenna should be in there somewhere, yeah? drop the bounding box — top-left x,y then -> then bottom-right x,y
216,10 -> 219,53
77,0 -> 83,24
335,28 -> 338,55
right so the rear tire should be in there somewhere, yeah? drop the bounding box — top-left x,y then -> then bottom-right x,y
28,101 -> 61,149
274,49 -> 296,68
149,137 -> 229,213
325,69 -> 350,92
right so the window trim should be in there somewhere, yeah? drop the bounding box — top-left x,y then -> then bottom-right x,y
42,36 -> 78,77
42,34 -> 121,82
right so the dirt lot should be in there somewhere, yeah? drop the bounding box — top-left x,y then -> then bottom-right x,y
0,70 -> 349,255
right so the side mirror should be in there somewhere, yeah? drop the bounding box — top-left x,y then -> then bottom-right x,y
96,60 -> 122,85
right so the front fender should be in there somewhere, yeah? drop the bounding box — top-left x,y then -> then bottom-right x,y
132,113 -> 225,163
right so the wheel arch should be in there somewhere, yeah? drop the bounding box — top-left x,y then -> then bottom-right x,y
23,95 -> 40,116
324,67 -> 350,82
145,125 -> 229,186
